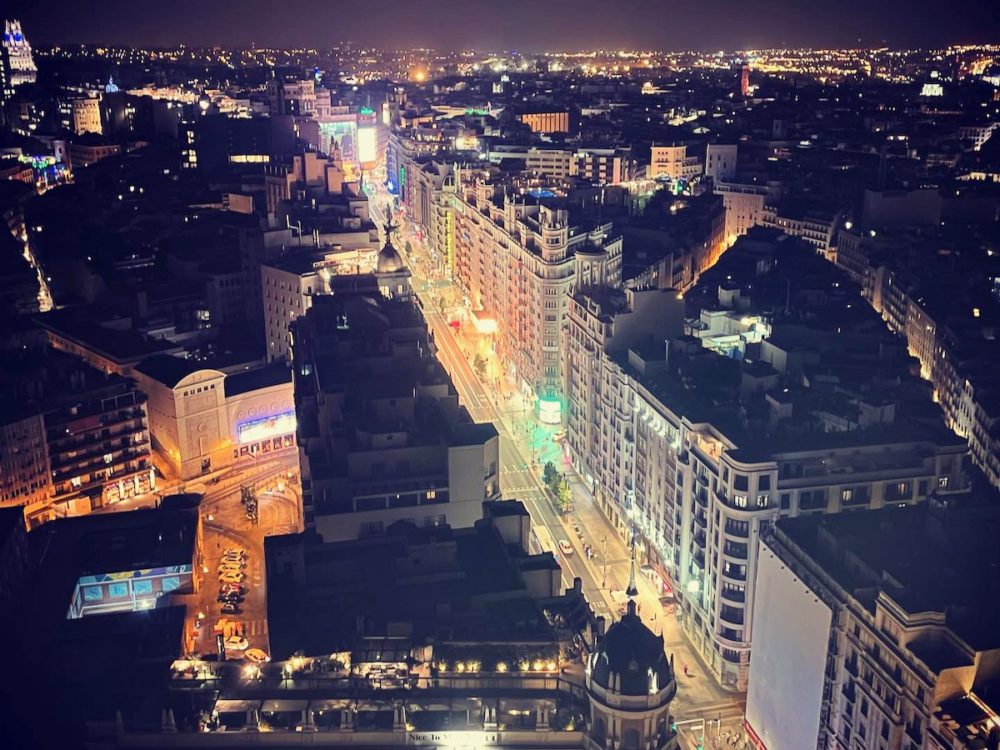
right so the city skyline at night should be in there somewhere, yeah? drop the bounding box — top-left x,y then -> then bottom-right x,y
6,0 -> 1000,51
1,6 -> 999,750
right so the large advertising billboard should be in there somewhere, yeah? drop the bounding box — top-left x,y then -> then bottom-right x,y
745,541 -> 832,750
357,125 -> 377,164
237,411 -> 296,444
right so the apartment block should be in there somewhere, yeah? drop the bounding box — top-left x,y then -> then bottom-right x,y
0,348 -> 153,525
452,176 -> 622,417
650,144 -> 701,181
563,230 -> 969,691
292,289 -> 500,543
262,246 -> 380,363
747,490 -> 1000,750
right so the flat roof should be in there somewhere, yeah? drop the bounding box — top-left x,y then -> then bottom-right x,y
775,490 -> 1000,655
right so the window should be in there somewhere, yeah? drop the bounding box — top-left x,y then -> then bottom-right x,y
734,474 -> 749,491
82,586 -> 103,602
161,576 -> 181,592
133,579 -> 153,595
780,493 -> 791,510
108,582 -> 129,598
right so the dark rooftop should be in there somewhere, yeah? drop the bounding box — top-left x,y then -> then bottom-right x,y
774,489 -> 1000,655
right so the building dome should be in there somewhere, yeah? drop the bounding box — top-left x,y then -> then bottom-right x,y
376,239 -> 405,274
589,600 -> 673,697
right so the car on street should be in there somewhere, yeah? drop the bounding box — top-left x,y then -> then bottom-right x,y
224,635 -> 249,651
220,583 -> 247,595
217,591 -> 245,604
219,573 -> 246,584
220,603 -> 242,615
220,555 -> 246,564
245,648 -> 269,663
558,539 -> 574,556
223,547 -> 246,557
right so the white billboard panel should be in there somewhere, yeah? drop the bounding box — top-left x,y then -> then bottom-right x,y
746,540 -> 832,750
358,126 -> 377,164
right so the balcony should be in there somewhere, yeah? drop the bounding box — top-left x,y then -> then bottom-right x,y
722,565 -> 746,583
724,520 -> 749,538
723,541 -> 749,560
720,586 -> 745,604
719,605 -> 745,627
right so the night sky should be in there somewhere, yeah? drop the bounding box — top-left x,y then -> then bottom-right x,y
9,0 -> 1000,50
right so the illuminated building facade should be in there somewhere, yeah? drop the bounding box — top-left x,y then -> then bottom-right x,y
564,233 -> 970,691
649,144 -> 701,181
452,178 -> 622,418
713,180 -> 774,246
72,96 -> 104,135
518,109 -> 575,134
761,204 -> 844,260
262,244 -> 380,363
564,287 -> 684,534
0,369 -> 153,526
1,19 -> 36,92
133,356 -> 294,480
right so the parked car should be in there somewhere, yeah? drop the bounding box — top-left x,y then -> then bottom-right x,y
217,592 -> 245,604
220,603 -> 242,615
219,573 -> 246,584
558,539 -> 574,556
245,648 -> 270,663
225,635 -> 248,651
220,583 -> 247,595
223,548 -> 246,557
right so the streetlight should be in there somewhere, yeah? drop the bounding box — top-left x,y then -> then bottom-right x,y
602,535 -> 608,588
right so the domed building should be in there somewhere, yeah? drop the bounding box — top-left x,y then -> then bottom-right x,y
376,238 -> 405,275
586,599 -> 679,750
374,218 -> 412,301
